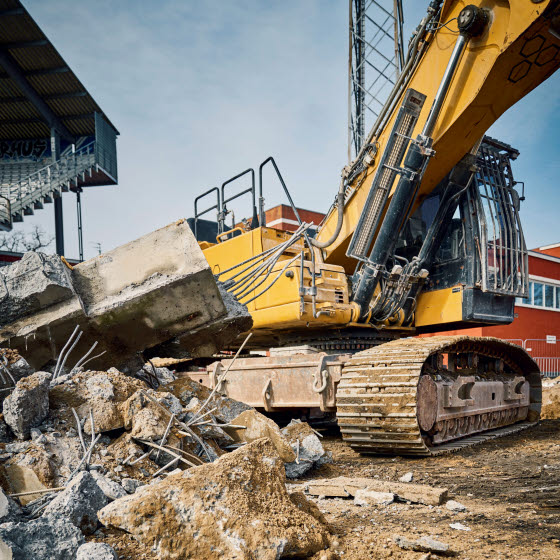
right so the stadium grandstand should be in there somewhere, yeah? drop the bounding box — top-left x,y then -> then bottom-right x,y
0,0 -> 118,259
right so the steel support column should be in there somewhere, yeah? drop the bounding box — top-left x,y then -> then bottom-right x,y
51,128 -> 64,255
76,189 -> 84,261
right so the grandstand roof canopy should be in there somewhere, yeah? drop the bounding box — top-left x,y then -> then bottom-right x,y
0,0 -> 118,141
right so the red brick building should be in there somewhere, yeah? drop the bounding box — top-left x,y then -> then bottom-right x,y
264,204 -> 325,233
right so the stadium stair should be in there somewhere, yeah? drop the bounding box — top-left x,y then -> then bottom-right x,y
0,141 -> 97,232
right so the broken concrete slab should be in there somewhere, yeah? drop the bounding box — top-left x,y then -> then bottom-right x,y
42,471 -> 108,534
303,476 -> 448,506
354,489 -> 395,506
0,220 -> 253,372
393,534 -> 450,554
223,409 -> 296,463
146,281 -> 253,359
0,517 -> 84,560
0,252 -> 75,328
3,371 -> 51,439
98,439 -> 329,560
76,542 -> 118,560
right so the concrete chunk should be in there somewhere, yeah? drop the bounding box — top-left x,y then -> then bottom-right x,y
0,517 -> 84,560
445,499 -> 467,512
281,420 -> 326,479
354,489 -> 395,506
90,471 -> 128,501
223,409 -> 296,463
393,534 -> 450,554
76,542 -> 118,560
42,471 -> 108,534
3,372 -> 51,439
0,252 -> 75,328
98,439 -> 329,559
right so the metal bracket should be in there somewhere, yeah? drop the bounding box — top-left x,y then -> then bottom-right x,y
503,377 -> 527,402
443,376 -> 476,408
313,355 -> 330,412
262,378 -> 274,412
209,362 -> 225,393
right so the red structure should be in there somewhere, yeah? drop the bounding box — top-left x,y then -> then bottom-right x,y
0,250 -> 79,268
0,251 -> 21,267
264,205 -> 325,233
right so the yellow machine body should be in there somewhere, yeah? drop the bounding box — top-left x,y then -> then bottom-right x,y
201,0 -> 560,338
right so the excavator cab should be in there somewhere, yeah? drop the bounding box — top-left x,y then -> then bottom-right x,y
412,137 -> 528,332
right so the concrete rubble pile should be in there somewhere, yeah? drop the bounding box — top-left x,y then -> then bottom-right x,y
0,349 -> 332,559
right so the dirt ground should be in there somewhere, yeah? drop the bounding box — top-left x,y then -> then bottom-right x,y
92,420 -> 560,559
298,419 -> 560,560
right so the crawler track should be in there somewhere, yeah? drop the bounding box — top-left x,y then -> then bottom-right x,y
336,336 -> 542,456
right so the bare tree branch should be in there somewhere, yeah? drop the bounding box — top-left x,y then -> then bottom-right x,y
0,226 -> 54,253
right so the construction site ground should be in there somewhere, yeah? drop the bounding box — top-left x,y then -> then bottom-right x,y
90,419 -> 560,560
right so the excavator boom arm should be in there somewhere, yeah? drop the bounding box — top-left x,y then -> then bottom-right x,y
317,0 -> 560,271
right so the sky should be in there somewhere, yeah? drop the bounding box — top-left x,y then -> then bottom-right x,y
10,0 -> 560,259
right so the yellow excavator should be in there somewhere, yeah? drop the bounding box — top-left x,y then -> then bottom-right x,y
187,0 -> 560,455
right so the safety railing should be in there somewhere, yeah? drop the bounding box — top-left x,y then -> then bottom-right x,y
0,141 -> 98,228
475,142 -> 528,298
0,195 -> 10,231
193,187 -> 221,240
505,338 -> 560,378
192,156 -> 304,242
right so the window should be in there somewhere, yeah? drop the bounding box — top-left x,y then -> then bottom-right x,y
545,284 -> 555,308
533,283 -> 543,306
516,279 -> 560,310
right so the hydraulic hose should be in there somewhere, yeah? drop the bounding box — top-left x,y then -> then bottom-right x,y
310,184 -> 345,249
